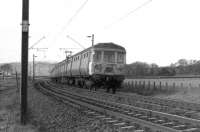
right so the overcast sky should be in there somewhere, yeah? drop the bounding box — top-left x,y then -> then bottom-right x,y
0,0 -> 200,66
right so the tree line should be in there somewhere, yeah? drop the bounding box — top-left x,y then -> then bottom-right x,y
124,59 -> 200,77
1,59 -> 200,77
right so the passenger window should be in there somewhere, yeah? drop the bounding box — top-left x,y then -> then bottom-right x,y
93,51 -> 101,62
117,52 -> 124,63
104,51 -> 115,63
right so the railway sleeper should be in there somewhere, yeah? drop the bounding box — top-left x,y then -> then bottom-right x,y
134,130 -> 145,132
102,117 -> 112,120
153,119 -> 166,124
106,120 -> 119,123
113,122 -> 126,126
182,128 -> 199,132
173,125 -> 187,130
120,125 -> 135,131
148,117 -> 157,122
39,81 -> 200,132
95,115 -> 106,118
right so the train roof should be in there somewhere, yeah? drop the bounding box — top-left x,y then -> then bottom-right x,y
56,42 -> 126,66
93,42 -> 126,51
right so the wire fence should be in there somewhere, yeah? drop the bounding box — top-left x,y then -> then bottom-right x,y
122,79 -> 200,95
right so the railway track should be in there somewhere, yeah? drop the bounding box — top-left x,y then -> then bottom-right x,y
35,81 -> 200,132
46,81 -> 200,121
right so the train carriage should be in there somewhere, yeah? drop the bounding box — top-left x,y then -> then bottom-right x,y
50,42 -> 126,93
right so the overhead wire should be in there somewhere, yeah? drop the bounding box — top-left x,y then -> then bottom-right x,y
66,35 -> 86,49
29,36 -> 46,49
65,0 -> 89,28
51,0 -> 89,56
55,0 -> 89,38
104,0 -> 152,29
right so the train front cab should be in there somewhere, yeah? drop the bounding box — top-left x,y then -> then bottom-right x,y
90,48 -> 126,93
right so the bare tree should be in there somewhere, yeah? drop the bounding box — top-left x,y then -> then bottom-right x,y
0,64 -> 13,76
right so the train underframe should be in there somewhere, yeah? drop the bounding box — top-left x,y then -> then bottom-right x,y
51,74 -> 124,94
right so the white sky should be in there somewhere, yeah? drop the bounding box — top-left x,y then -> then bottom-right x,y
0,0 -> 200,66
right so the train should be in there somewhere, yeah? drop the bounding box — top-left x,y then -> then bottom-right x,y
50,42 -> 126,93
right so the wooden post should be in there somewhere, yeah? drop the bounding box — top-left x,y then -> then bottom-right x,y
132,81 -> 134,89
135,81 -> 138,93
143,81 -> 145,95
173,82 -> 175,92
166,82 -> 168,92
159,81 -> 162,91
135,81 -> 137,89
153,81 -> 156,91
128,81 -> 130,89
139,81 -> 141,94
148,81 -> 150,90
180,82 -> 183,91
181,83 -> 183,87
3,72 -> 5,80
16,70 -> 19,92
189,83 -> 192,91
21,0 -> 29,124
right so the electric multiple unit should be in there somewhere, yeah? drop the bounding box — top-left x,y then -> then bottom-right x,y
50,42 -> 126,93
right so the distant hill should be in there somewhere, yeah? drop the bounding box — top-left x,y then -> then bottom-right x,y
0,62 -> 56,76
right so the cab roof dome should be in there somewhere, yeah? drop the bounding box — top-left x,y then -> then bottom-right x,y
93,42 -> 125,51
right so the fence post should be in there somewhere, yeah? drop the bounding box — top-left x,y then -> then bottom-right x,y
180,83 -> 183,92
128,81 -> 131,89
189,83 -> 192,91
16,71 -> 19,92
143,81 -> 145,95
173,82 -> 175,92
166,82 -> 168,92
148,81 -> 150,94
159,81 -> 162,92
135,81 -> 137,87
132,81 -> 134,89
153,81 -> 156,91
138,81 -> 141,94
3,72 -> 5,80
135,81 -> 137,93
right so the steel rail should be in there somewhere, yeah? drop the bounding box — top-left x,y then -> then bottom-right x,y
36,81 -> 199,132
47,81 -> 200,120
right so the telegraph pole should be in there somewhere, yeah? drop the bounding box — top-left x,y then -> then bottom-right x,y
21,0 -> 29,124
91,34 -> 94,46
87,34 -> 94,46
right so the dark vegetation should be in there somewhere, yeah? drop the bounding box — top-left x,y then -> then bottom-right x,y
124,59 -> 200,78
0,63 -> 13,75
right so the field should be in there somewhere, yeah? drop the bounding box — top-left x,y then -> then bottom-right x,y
122,78 -> 200,103
0,78 -> 37,132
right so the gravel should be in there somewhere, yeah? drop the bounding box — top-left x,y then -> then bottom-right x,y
28,82 -> 123,132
